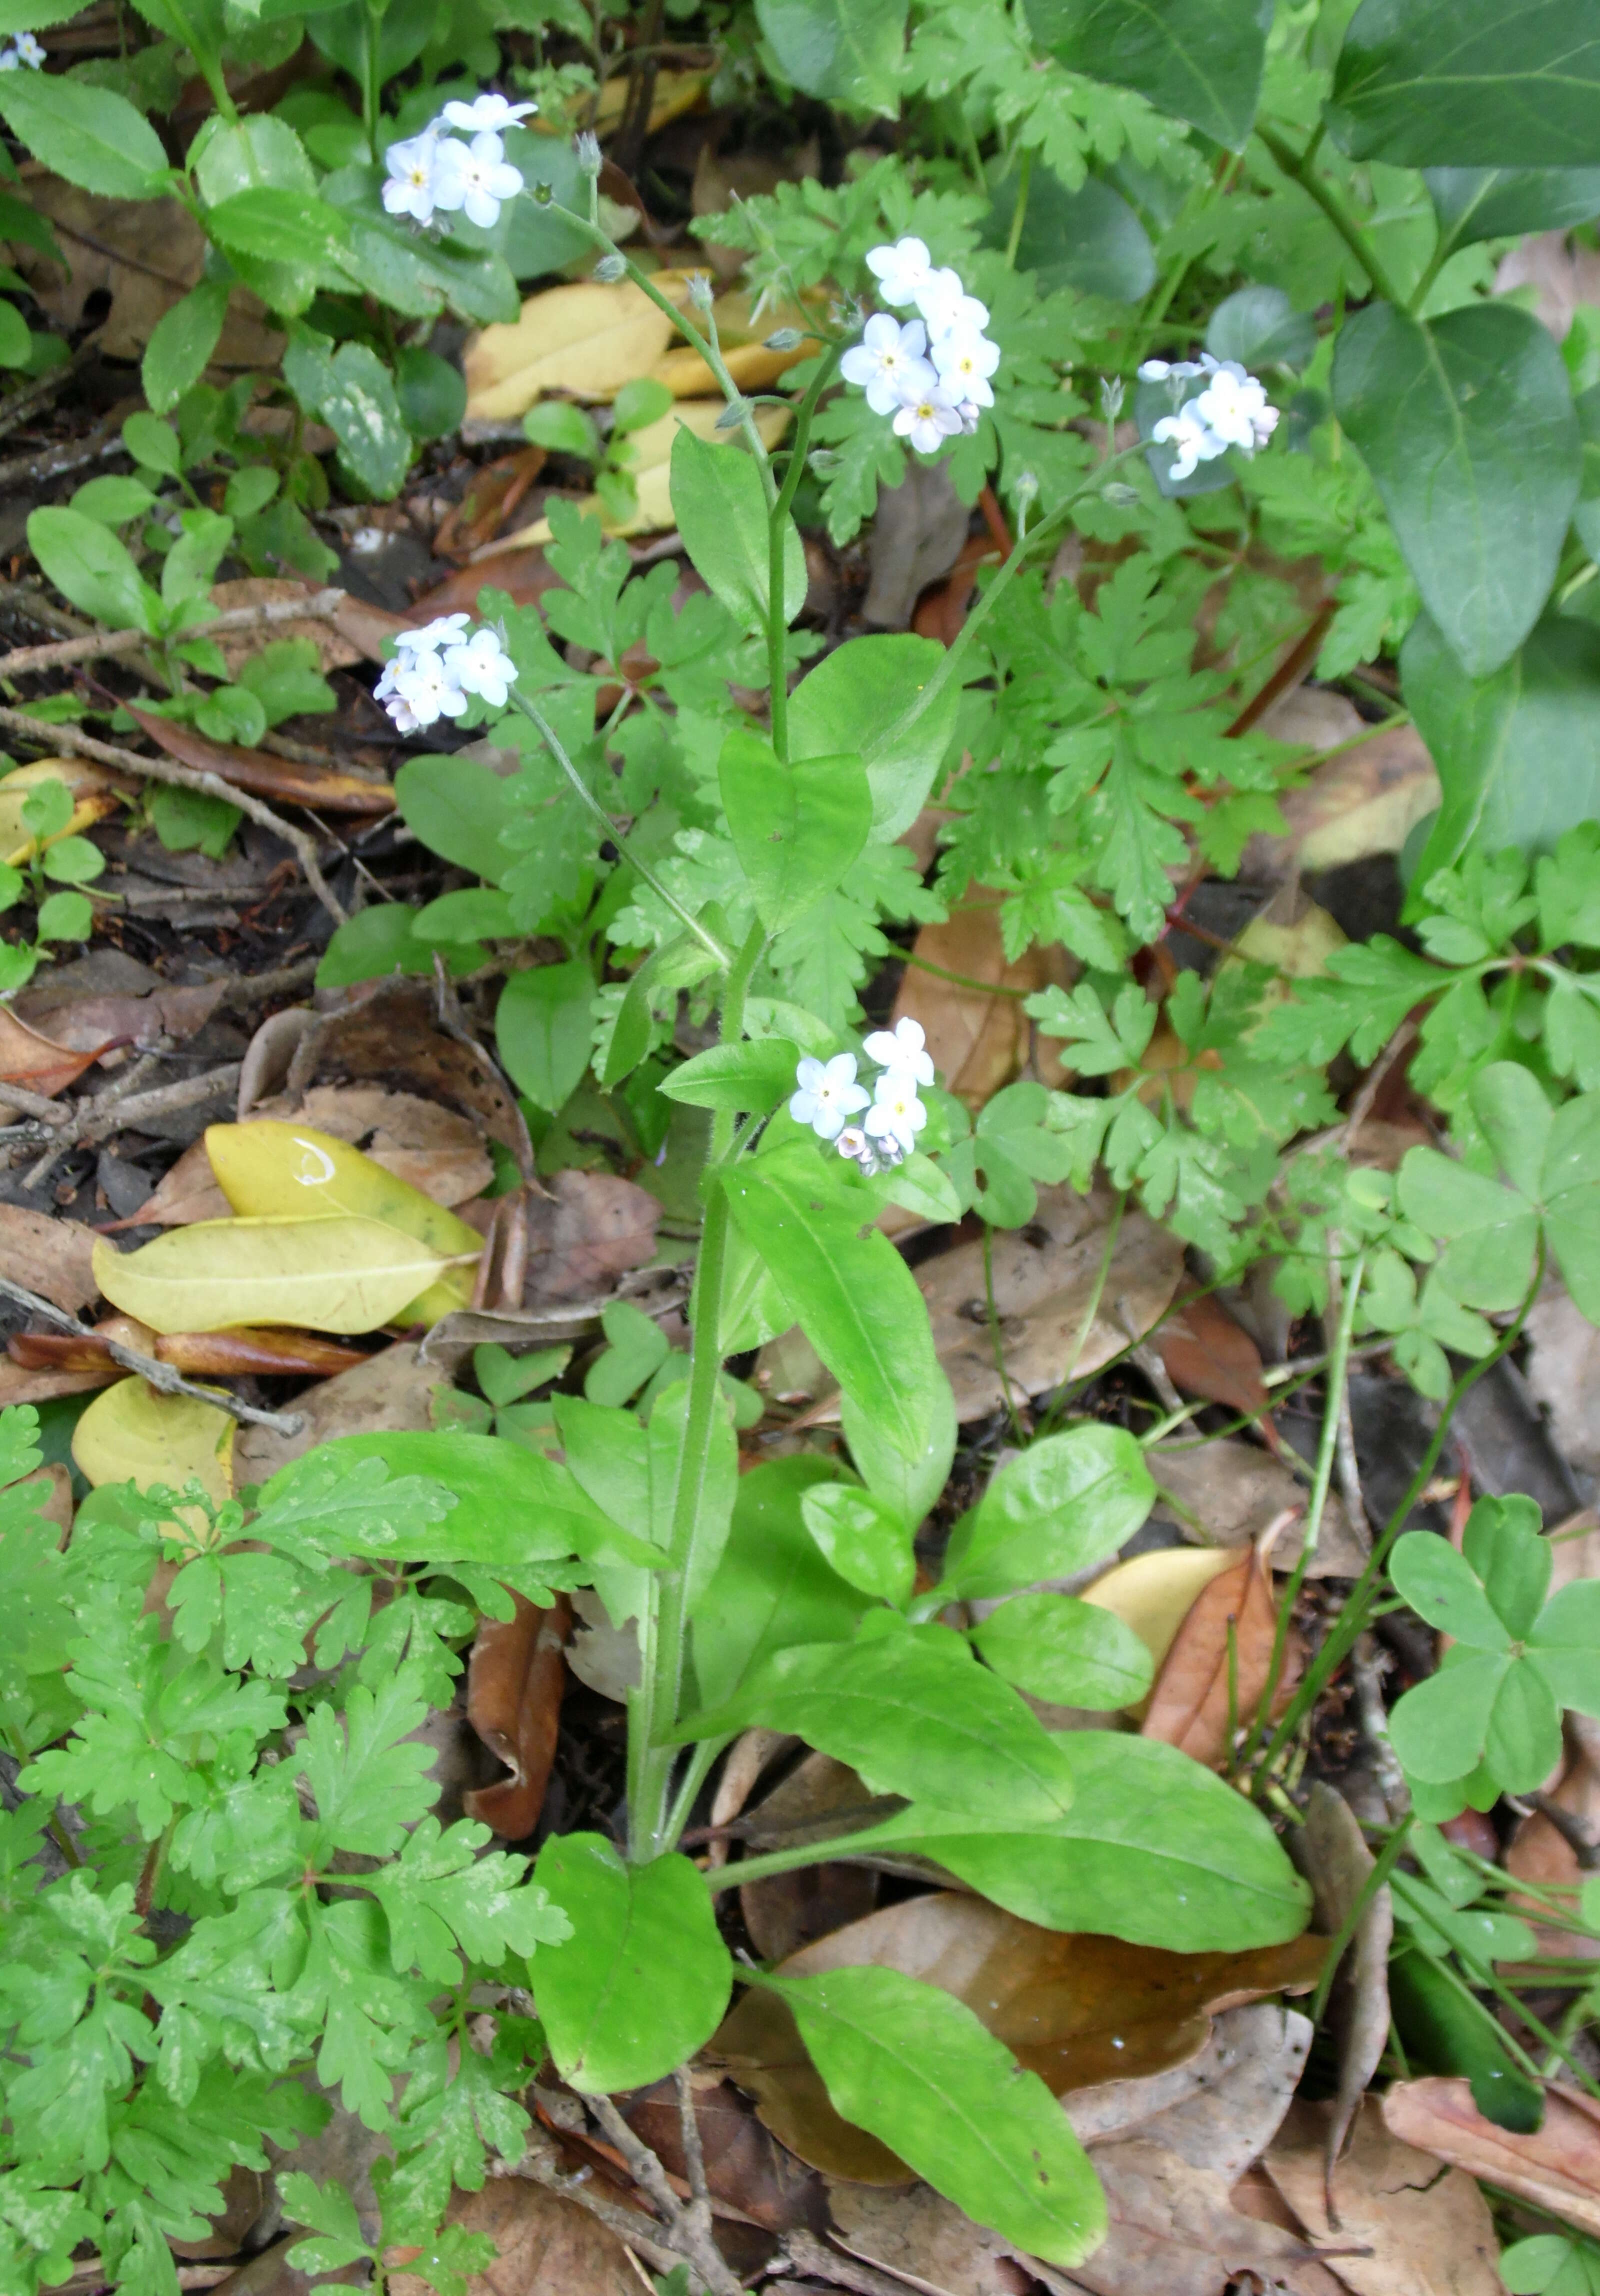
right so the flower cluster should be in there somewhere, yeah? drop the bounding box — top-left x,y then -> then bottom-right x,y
374,616 -> 517,734
840,237 -> 1000,454
790,1018 -> 935,1174
1138,354 -> 1278,482
382,92 -> 535,232
0,32 -> 44,67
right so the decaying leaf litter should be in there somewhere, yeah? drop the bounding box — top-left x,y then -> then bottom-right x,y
0,45 -> 1599,2296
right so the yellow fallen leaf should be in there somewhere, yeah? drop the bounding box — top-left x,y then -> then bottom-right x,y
92,1216 -> 459,1336
0,758 -> 124,868
651,288 -> 817,398
72,1376 -> 234,1521
493,398 -> 792,546
204,1120 -> 480,1323
1079,1545 -> 1244,1709
464,270 -> 698,422
587,66 -> 709,138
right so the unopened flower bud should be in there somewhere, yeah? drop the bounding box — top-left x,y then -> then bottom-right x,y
574,130 -> 602,175
594,252 -> 627,282
1098,374 -> 1124,421
686,269 -> 714,312
764,326 -> 804,351
714,398 -> 750,430
1012,468 -> 1040,508
1102,480 -> 1140,506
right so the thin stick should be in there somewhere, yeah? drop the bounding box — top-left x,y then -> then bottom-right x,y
0,590 -> 347,680
0,1274 -> 306,1436
1342,1020 -> 1418,1157
588,2097 -> 741,2296
0,704 -> 347,924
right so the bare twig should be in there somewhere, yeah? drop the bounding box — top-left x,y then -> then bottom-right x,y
1530,1790 -> 1600,1871
1322,1252 -> 1372,1550
21,1058 -> 239,1192
588,2097 -> 742,2296
0,405 -> 134,496
674,2066 -> 710,2208
492,2148 -> 686,2278
780,2232 -> 922,2296
0,588 -> 348,680
0,1078 -> 72,1124
0,706 -> 348,924
0,336 -> 102,447
1351,1632 -> 1408,1818
1342,1020 -> 1418,1157
0,1273 -> 306,1436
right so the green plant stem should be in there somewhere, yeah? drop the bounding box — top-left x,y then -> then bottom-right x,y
1254,124 -> 1403,308
1309,1812 -> 1413,2024
664,1734 -> 728,1850
1004,148 -> 1034,268
631,918 -> 765,1859
507,688 -> 732,968
362,0 -> 386,159
766,346 -> 842,760
901,950 -> 1030,998
1237,1250 -> 1365,1780
1256,1248 -> 1546,1782
702,1815 -> 914,1894
886,440 -> 1147,752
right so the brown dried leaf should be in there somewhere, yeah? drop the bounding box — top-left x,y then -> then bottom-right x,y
916,1185 -> 1184,1424
620,2072 -> 825,2234
14,178 -> 279,371
464,274 -> 690,423
386,2178 -> 638,2296
825,2184 -> 1034,2296
1154,1294 -> 1270,1424
120,700 -> 394,816
738,1751 -> 880,1960
890,892 -> 1070,1109
1267,2095 -> 1501,2296
434,448 -> 548,562
1526,1286 -> 1600,1480
526,1169 -> 662,1303
16,977 -> 223,1056
231,1338 -> 452,1483
712,1893 -> 1324,2184
1140,1528 -> 1300,1768
1294,1785 -> 1392,2208
1148,1440 -> 1366,1580
1494,230 -> 1600,342
1382,2078 -> 1600,2242
464,1593 -> 569,1838
0,1006 -> 106,1094
1242,690 -> 1438,880
1066,2136 -> 1328,2296
0,1357 -> 111,1406
0,1204 -> 98,1312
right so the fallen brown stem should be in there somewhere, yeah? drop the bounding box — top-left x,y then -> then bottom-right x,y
0,588 -> 347,680
588,2094 -> 742,2296
0,1272 -> 305,1437
0,704 -> 348,923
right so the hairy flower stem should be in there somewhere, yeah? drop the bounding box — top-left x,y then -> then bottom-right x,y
630,920 -> 766,1860
507,688 -> 732,968
768,344 -> 842,760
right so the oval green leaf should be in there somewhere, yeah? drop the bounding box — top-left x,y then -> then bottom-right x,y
532,1835 -> 732,2092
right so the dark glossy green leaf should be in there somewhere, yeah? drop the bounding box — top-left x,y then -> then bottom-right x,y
1426,168 -> 1600,250
1026,0 -> 1271,149
677,1626 -> 1079,1821
660,1038 -> 801,1112
787,632 -> 960,841
690,1456 -> 867,1710
1388,1947 -> 1546,2131
669,424 -> 804,632
1332,302 -> 1578,677
396,346 -> 466,441
1206,284 -> 1316,370
1404,614 -> 1600,878
940,1426 -> 1154,1602
722,1142 -> 948,1472
532,1836 -> 731,2092
496,961 -> 594,1114
754,0 -> 906,112
1328,0 -> 1600,166
0,72 -> 167,196
870,1730 -> 1312,1948
719,728 -> 872,934
982,166 -> 1154,301
972,1593 -> 1153,1708
758,1966 -> 1106,2265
